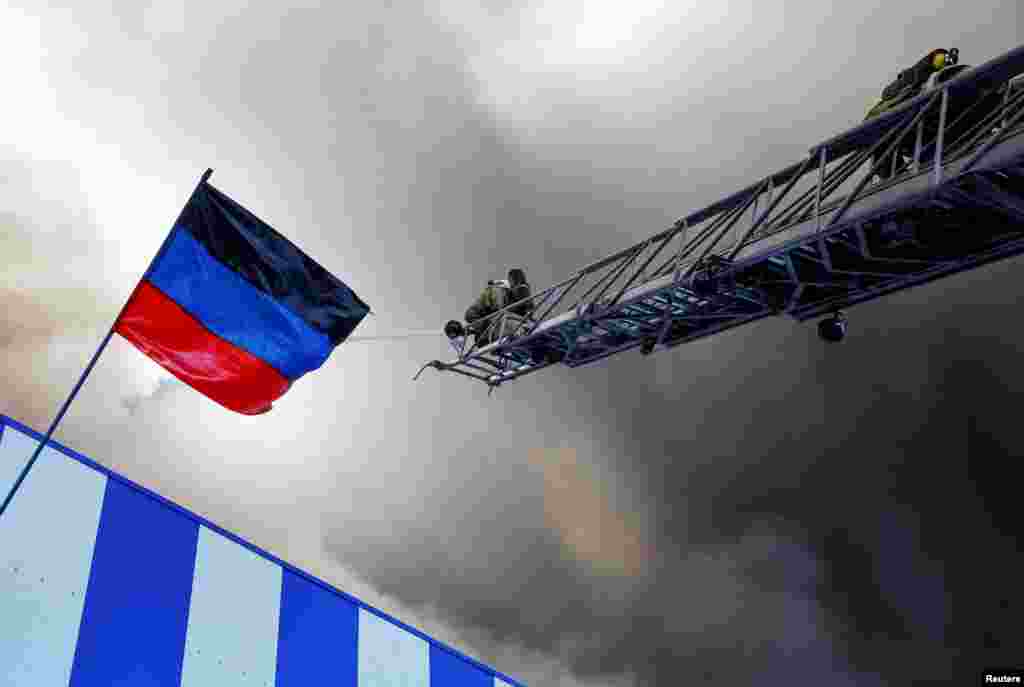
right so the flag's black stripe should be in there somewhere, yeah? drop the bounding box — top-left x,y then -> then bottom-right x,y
177,183 -> 369,346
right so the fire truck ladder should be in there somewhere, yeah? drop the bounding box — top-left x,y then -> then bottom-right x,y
416,44 -> 1024,389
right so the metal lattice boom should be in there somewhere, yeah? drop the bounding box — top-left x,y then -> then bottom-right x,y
417,44 -> 1024,389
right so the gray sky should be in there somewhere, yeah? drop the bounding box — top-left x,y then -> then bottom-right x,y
2,1 -> 1022,684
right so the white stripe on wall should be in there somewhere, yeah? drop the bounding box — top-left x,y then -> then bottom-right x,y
358,610 -> 430,687
0,426 -> 107,687
180,526 -> 283,687
0,423 -> 39,502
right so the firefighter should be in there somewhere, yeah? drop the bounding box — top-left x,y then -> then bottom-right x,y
464,268 -> 533,346
865,48 -> 958,121
865,49 -> 960,179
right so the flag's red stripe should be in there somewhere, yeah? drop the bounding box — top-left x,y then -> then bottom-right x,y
115,280 -> 291,415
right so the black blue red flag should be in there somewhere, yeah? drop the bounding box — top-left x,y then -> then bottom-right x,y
115,181 -> 369,414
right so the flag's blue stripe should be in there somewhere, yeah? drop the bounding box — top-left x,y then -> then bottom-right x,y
147,227 -> 333,381
69,479 -> 199,687
431,645 -> 494,687
276,569 -> 358,686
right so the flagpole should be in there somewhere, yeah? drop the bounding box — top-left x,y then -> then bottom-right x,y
0,168 -> 213,519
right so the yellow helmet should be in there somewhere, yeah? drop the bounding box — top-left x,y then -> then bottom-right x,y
932,51 -> 948,70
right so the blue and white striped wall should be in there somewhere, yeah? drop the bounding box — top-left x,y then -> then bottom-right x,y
0,415 -> 524,687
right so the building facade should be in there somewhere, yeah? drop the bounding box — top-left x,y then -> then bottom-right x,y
0,415 -> 523,687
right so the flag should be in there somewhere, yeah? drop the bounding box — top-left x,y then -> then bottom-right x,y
115,181 -> 369,415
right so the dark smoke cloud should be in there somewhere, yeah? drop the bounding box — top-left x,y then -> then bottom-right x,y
5,2 -> 1023,685
327,257 -> 1024,686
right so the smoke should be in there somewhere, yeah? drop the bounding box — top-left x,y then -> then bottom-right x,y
529,447 -> 655,579
322,256 -> 1024,686
120,375 -> 183,415
4,2 -> 1023,685
0,156 -> 121,426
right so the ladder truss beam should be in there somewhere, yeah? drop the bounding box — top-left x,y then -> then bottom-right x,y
420,47 -> 1024,387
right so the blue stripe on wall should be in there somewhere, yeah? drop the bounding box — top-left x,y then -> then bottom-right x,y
276,569 -> 358,687
69,478 -> 199,687
430,645 -> 493,687
0,427 -> 107,687
148,227 -> 333,381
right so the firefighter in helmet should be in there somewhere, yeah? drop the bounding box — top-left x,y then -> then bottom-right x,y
462,268 -> 532,347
